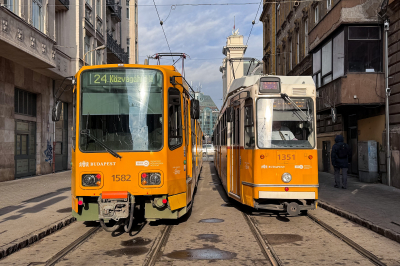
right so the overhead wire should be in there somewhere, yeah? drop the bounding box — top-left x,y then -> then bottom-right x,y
152,0 -> 174,63
228,0 -> 263,89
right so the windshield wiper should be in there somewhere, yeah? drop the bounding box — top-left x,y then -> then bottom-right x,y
280,93 -> 311,122
81,130 -> 122,159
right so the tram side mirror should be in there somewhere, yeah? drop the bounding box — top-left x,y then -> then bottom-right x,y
227,107 -> 233,122
191,99 -> 200,119
211,136 -> 214,142
202,135 -> 205,140
52,100 -> 62,121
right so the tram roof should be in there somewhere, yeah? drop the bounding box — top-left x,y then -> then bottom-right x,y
227,75 -> 314,96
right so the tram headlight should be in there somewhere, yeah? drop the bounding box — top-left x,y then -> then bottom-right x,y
82,174 -> 101,187
281,173 -> 292,183
141,172 -> 162,186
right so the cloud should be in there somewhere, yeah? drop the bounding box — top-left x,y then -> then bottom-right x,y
138,0 -> 264,109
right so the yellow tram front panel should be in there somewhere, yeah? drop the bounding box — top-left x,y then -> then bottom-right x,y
71,64 -> 201,221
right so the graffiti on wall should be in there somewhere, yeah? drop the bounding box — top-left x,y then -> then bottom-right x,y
44,138 -> 53,163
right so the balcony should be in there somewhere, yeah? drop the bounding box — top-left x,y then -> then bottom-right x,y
316,73 -> 385,113
55,0 -> 69,11
106,33 -> 128,64
106,0 -> 122,22
0,7 -> 56,70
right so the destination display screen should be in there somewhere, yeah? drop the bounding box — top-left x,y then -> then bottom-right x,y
87,72 -> 157,86
259,77 -> 281,93
260,81 -> 279,91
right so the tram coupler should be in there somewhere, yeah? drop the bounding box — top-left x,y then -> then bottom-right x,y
98,191 -> 134,222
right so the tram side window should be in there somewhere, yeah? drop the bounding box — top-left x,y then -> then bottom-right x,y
168,88 -> 182,150
244,102 -> 255,148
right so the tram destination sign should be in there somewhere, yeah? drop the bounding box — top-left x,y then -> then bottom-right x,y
87,72 -> 156,86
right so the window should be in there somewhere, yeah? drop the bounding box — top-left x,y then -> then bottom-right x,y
96,50 -> 102,65
296,31 -> 299,64
96,0 -> 101,17
314,5 -> 319,24
327,0 -> 331,9
321,40 -> 332,85
127,8 -> 129,19
85,5 -> 92,24
312,49 -> 321,88
5,0 -> 19,15
168,88 -> 182,150
32,0 -> 43,32
244,100 -> 254,148
84,35 -> 91,65
348,26 -> 382,72
333,30 -> 344,80
80,69 -> 163,152
15,88 -> 37,116
256,98 -> 315,149
304,20 -> 308,57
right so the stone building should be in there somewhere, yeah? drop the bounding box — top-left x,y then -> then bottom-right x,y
260,0 -> 386,177
195,92 -> 219,142
0,0 -> 138,181
219,30 -> 247,102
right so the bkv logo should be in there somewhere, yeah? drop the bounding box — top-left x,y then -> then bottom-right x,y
136,160 -> 149,167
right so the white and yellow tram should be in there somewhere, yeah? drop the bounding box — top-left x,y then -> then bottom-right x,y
213,73 -> 318,215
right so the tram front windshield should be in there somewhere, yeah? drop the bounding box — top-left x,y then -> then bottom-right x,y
79,69 -> 163,152
257,98 -> 315,148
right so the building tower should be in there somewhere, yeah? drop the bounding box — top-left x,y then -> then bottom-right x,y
220,29 -> 247,102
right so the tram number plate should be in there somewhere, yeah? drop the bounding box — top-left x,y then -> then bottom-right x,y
277,154 -> 296,161
112,175 -> 131,182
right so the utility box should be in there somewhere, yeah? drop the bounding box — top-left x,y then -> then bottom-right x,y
358,141 -> 379,183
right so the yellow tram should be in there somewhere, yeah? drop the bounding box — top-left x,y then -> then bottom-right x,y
54,64 -> 203,232
213,72 -> 318,215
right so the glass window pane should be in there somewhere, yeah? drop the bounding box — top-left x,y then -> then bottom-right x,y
349,27 -> 368,39
322,40 -> 332,76
333,30 -> 344,80
322,74 -> 332,85
348,41 -> 368,72
313,49 -> 321,74
369,41 -> 381,72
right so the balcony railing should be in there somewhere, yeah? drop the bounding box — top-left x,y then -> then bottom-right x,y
106,0 -> 122,22
107,33 -> 129,63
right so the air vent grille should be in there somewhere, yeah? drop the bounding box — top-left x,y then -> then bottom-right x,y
292,88 -> 307,95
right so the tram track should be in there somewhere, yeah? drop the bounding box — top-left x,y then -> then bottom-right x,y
242,212 -> 284,266
307,212 -> 387,266
243,209 -> 388,266
142,224 -> 174,266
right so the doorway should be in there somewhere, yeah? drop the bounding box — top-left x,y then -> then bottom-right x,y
55,102 -> 68,171
348,114 -> 358,174
15,120 -> 36,178
322,141 -> 331,172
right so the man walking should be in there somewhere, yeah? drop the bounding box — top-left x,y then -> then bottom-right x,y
331,135 -> 351,189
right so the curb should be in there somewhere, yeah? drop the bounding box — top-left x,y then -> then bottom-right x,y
318,200 -> 400,244
0,216 -> 76,260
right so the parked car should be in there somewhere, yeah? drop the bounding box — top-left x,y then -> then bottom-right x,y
202,144 -> 214,157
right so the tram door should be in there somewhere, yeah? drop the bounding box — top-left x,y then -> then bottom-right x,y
183,95 -> 193,204
231,106 -> 241,197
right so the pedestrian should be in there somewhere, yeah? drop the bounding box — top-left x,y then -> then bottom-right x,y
331,135 -> 351,189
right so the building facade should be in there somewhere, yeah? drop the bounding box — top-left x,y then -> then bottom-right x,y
386,0 -> 400,188
260,0 -> 386,178
0,0 -> 137,181
195,92 -> 219,142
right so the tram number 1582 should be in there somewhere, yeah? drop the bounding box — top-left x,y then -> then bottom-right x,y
112,175 -> 131,182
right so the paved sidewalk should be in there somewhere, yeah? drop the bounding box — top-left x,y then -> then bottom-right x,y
318,171 -> 400,242
0,171 -> 73,258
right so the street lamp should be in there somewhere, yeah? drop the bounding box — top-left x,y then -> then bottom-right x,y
83,45 -> 106,66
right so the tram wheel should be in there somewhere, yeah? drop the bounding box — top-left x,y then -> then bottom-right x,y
286,202 -> 301,216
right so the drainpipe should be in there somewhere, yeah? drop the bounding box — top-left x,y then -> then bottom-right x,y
384,19 -> 391,186
52,80 -> 56,173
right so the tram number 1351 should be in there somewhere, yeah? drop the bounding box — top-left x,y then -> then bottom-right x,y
278,154 -> 295,161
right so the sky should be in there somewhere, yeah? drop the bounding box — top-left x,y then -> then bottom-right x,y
138,0 -> 264,109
